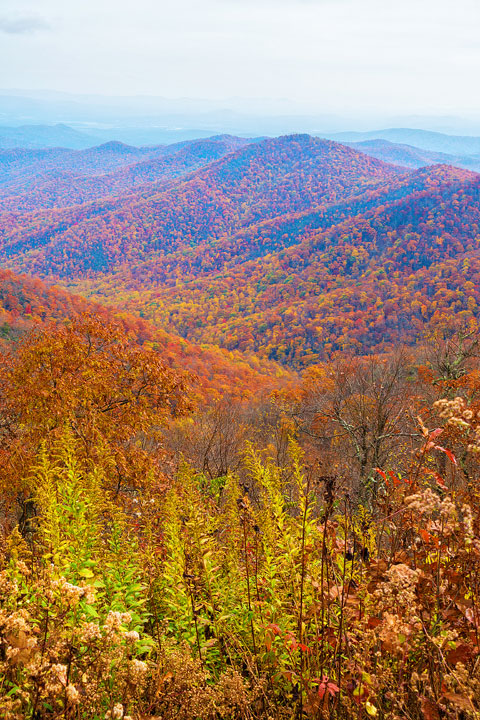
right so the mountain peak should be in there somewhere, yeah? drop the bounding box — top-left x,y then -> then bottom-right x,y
87,140 -> 138,153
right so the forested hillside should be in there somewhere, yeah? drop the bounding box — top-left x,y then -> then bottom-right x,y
110,164 -> 479,365
0,268 -> 293,399
0,136 -> 254,212
0,135 -> 400,277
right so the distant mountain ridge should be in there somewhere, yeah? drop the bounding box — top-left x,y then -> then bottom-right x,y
0,123 -> 101,149
327,127 -> 480,155
345,139 -> 480,172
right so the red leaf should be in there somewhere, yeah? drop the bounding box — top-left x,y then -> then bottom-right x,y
419,529 -> 431,543
375,468 -> 387,481
434,473 -> 448,489
317,676 -> 339,700
433,446 -> 457,466
327,681 -> 340,696
267,623 -> 282,635
388,470 -> 401,487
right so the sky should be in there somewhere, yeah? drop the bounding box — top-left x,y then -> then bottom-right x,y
1,0 -> 480,118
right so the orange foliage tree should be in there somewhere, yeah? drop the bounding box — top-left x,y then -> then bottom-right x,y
0,314 -> 191,521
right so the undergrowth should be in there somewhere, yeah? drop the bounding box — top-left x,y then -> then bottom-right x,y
1,403 -> 480,719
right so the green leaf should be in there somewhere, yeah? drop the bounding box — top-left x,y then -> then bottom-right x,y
83,604 -> 99,618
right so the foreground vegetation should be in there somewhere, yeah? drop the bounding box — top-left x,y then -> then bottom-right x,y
1,317 -> 480,719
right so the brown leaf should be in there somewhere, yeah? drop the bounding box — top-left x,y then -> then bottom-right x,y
446,643 -> 473,666
420,696 -> 440,720
442,693 -> 474,711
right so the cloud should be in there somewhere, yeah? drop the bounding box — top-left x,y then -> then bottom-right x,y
0,16 -> 50,35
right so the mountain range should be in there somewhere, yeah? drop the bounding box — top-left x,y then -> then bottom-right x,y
0,135 -> 400,277
0,136 -> 256,211
0,123 -> 101,150
0,131 -> 479,367
344,139 -> 480,173
327,128 -> 480,155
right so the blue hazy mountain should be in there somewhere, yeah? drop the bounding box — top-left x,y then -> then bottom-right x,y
327,128 -> 480,156
344,139 -> 480,172
0,123 -> 101,149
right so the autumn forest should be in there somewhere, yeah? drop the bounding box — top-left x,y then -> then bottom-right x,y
1,130 -> 480,720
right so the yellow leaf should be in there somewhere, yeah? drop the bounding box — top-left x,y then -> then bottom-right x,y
79,568 -> 94,578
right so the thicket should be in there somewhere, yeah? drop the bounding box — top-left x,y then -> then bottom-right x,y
1,319 -> 480,719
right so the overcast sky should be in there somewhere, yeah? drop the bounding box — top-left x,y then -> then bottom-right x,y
1,0 -> 479,116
